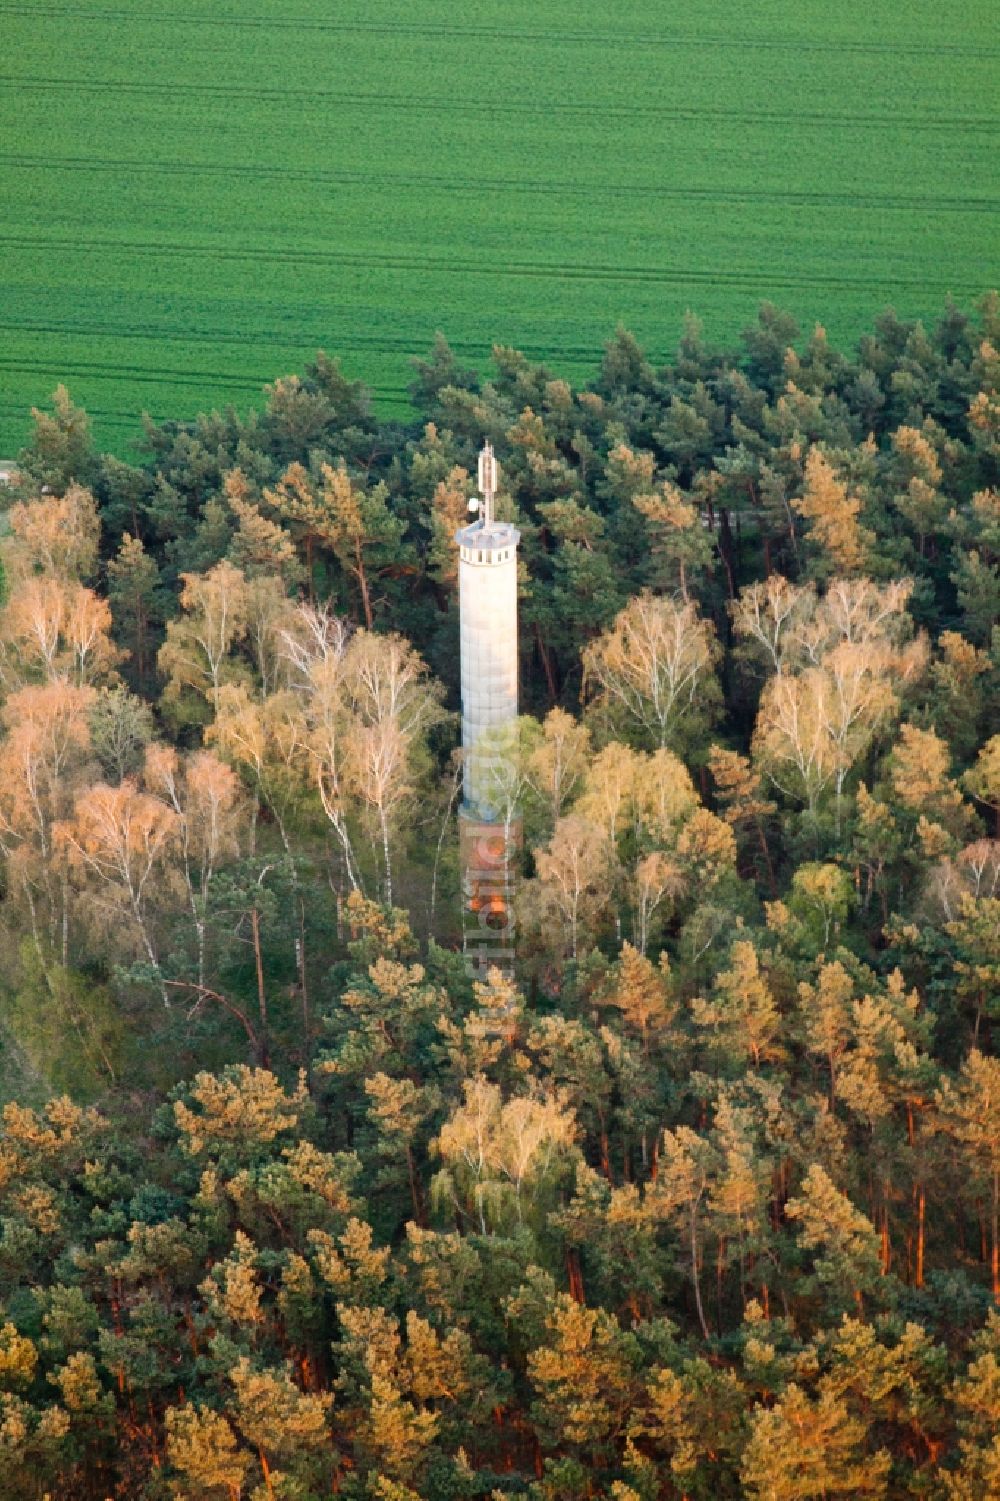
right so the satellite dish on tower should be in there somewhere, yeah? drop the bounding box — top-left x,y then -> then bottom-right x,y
467,497 -> 479,513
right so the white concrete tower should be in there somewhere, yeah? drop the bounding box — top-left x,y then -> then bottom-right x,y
455,441 -> 521,817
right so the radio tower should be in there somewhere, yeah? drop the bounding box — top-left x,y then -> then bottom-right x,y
455,441 -> 521,969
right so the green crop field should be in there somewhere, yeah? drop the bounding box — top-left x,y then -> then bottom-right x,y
0,0 -> 997,456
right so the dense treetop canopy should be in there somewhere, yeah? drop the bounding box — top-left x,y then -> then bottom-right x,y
0,298 -> 997,1498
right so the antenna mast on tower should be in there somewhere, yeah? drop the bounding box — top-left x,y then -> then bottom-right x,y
477,439 -> 497,530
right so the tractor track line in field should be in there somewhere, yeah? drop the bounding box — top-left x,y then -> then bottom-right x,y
0,234 -> 987,296
0,390 -> 412,416
0,358 -> 412,389
0,6 -> 995,59
0,321 -> 603,364
3,76 -> 996,133
0,398 -> 170,424
0,360 -> 415,402
2,154 -> 996,215
0,358 -> 269,391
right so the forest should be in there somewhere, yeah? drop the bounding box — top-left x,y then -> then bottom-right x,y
0,297 -> 997,1498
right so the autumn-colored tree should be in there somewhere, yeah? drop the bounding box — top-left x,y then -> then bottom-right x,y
890,722 -> 973,843
692,938 -> 785,1072
527,814 -> 613,960
632,481 -> 713,599
265,460 -> 407,623
0,575 -> 119,690
158,560 -> 250,718
582,592 -> 721,753
525,706 -> 593,836
937,1051 -> 1000,1303
432,1075 -> 578,1233
731,573 -> 817,676
164,1402 -> 250,1499
0,680 -> 95,956
242,573 -> 300,698
209,683 -> 306,852
648,1126 -> 719,1339
5,484 -> 100,582
426,464 -> 472,591
785,1164 -> 882,1314
143,743 -> 245,988
941,1312 -> 1000,1498
227,1356 -> 334,1491
733,574 -> 918,677
56,777 -> 179,1002
284,611 -> 445,900
748,581 -> 927,829
172,1065 -> 308,1163
797,960 -> 856,1108
964,733 -> 1000,834
341,628 -> 447,902
708,744 -> 778,889
741,1384 -> 890,1498
603,943 -> 678,1056
632,1355 -> 747,1496
793,446 -> 873,575
525,1296 -> 643,1465
574,741 -> 643,850
891,423 -> 947,556
223,467 -> 300,586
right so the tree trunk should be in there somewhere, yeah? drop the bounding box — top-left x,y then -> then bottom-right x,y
916,1184 -> 925,1289
757,823 -> 777,896
718,507 -> 736,599
380,805 -> 393,906
716,1234 -> 726,1333
356,542 -> 373,628
984,1170 -> 990,1302
298,897 -> 311,1079
600,1128 -> 612,1183
566,1247 -> 585,1305
131,887 -> 168,1008
690,1202 -> 710,1339
138,600 -> 148,691
250,906 -> 269,1067
534,620 -> 558,703
406,1143 -> 424,1226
